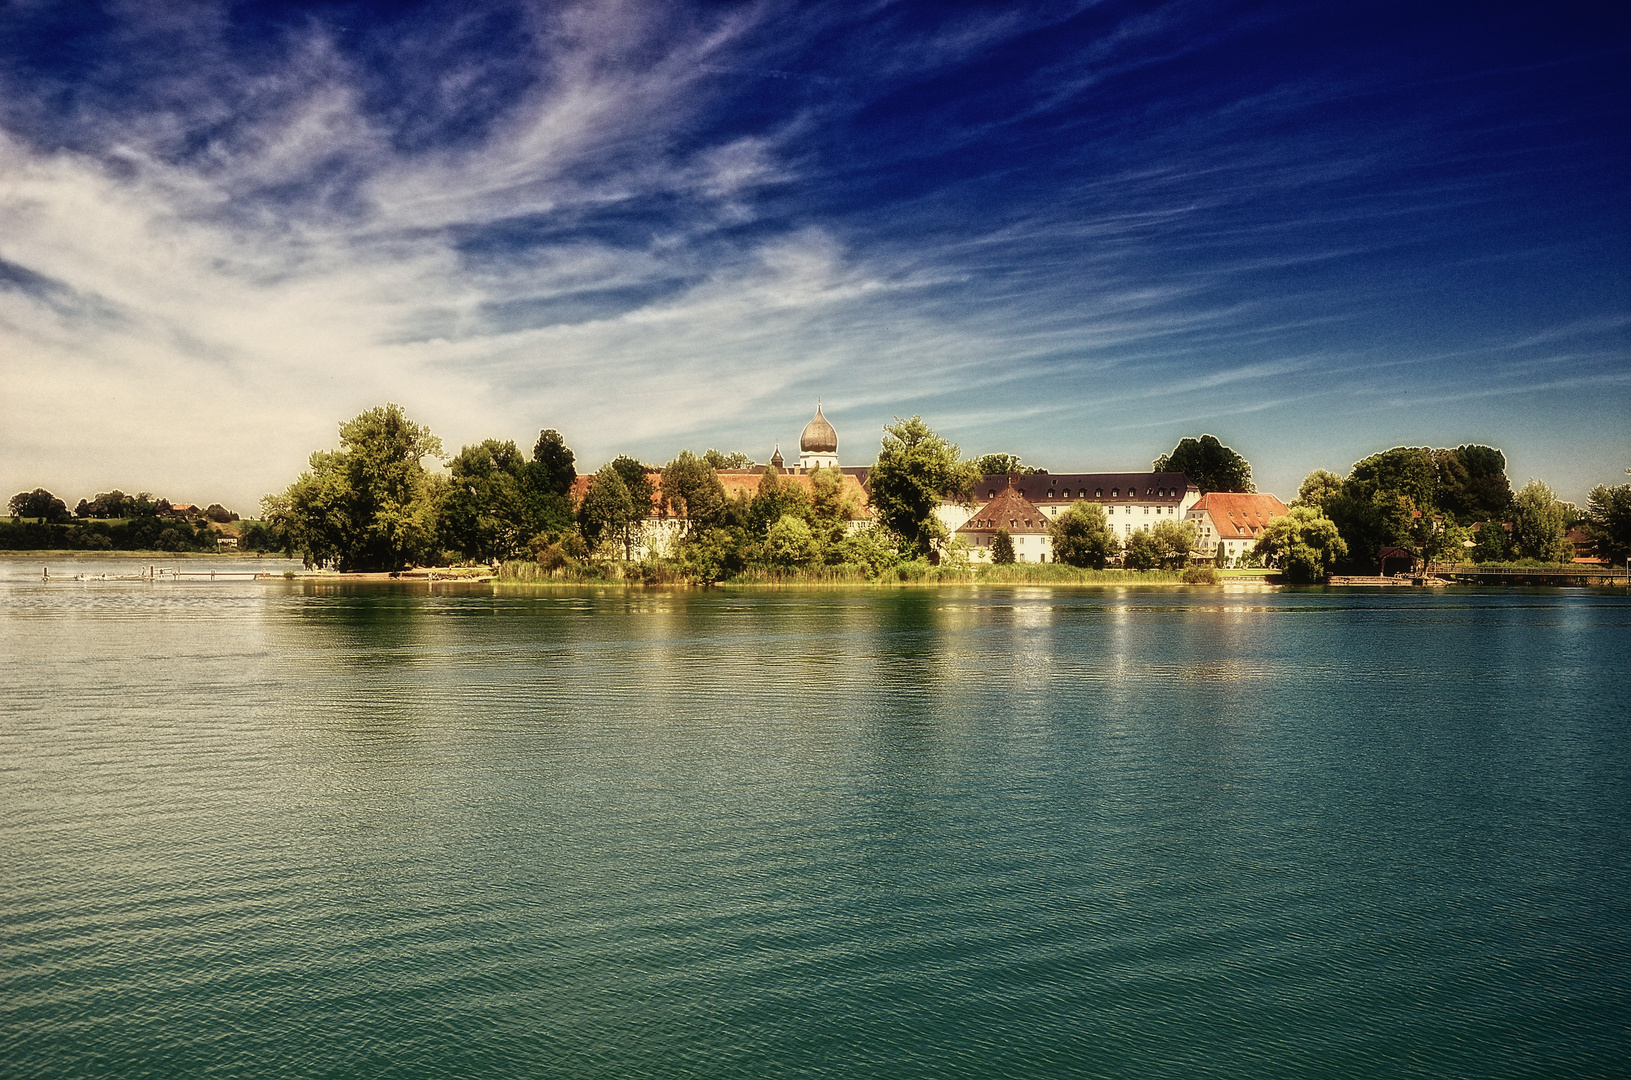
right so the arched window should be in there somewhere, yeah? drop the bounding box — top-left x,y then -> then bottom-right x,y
1112,487 -> 1119,498
1095,488 -> 1102,498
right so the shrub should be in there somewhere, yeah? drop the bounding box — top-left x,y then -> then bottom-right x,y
1181,565 -> 1218,585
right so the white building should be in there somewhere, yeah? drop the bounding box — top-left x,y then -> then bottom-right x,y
1184,491 -> 1289,566
796,402 -> 840,472
942,472 -> 1202,541
955,485 -> 1053,562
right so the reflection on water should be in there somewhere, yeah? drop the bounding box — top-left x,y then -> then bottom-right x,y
1,567 -> 1628,1079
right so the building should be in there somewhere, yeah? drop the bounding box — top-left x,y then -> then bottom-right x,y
566,403 -> 873,560
1184,492 -> 1289,566
940,472 -> 1202,541
955,485 -> 1053,562
797,402 -> 840,472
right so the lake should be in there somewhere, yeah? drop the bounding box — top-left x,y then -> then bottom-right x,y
1,557 -> 1626,1078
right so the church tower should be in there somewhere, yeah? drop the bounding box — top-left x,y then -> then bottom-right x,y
798,401 -> 839,472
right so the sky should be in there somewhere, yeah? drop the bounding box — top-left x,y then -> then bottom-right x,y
1,0 -> 1626,512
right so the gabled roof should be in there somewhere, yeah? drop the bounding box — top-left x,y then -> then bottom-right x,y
1188,492 -> 1288,539
957,486 -> 1050,535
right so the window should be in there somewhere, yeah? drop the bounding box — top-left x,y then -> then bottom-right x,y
1048,490 -> 1056,499
1112,487 -> 1119,497
1144,506 -> 1150,514
1095,488 -> 1102,498
988,490 -> 995,498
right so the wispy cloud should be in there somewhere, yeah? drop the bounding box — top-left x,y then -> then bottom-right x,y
0,0 -> 1624,508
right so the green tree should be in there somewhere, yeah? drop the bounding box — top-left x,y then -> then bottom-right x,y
528,429 -> 576,497
1252,507 -> 1349,583
1147,519 -> 1199,570
748,466 -> 812,537
971,453 -> 1036,477
609,455 -> 655,559
990,528 -> 1015,564
703,450 -> 756,470
204,503 -> 238,523
1345,447 -> 1437,510
440,439 -> 531,561
1436,445 -> 1513,522
1153,435 -> 1253,493
1292,469 -> 1343,513
264,404 -> 444,570
1048,501 -> 1120,569
8,489 -> 69,521
766,514 -> 820,567
1583,483 -> 1631,565
661,451 -> 728,533
1510,480 -> 1573,562
866,416 -> 976,557
1402,509 -> 1470,571
832,524 -> 901,577
577,464 -> 636,556
677,526 -> 750,582
1471,520 -> 1509,563
1122,529 -> 1160,570
808,465 -> 858,547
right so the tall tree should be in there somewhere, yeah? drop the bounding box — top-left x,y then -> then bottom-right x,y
1153,435 -> 1253,493
1471,521 -> 1509,563
702,450 -> 756,470
529,429 -> 576,497
866,416 -> 976,557
748,466 -> 812,537
608,455 -> 655,559
264,403 -> 443,571
1510,480 -> 1573,562
661,451 -> 727,534
1048,501 -> 1120,569
1291,469 -> 1343,513
8,489 -> 69,521
1438,445 -> 1513,522
577,465 -> 635,556
1252,507 -> 1349,583
1344,447 -> 1438,510
440,439 -> 531,561
1583,483 -> 1631,565
971,453 -> 1036,477
990,528 -> 1015,564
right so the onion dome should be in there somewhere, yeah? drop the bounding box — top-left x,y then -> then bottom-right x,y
800,402 -> 838,454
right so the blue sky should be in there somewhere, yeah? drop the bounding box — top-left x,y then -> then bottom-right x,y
1,0 -> 1625,510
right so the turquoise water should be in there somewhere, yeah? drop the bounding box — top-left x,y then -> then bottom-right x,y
2,559 -> 1627,1078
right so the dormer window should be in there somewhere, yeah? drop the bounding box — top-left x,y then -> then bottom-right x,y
1095,488 -> 1102,498
1112,488 -> 1119,497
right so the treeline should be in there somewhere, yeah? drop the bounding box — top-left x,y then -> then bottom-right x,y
1279,444 -> 1613,578
3,487 -> 253,552
261,404 -> 912,578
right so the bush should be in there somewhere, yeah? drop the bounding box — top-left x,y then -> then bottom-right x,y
1181,565 -> 1218,585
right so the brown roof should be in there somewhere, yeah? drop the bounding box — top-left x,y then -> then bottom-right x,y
573,465 -> 870,518
978,472 -> 1197,504
718,469 -> 870,518
957,486 -> 1050,535
570,468 -> 665,513
1188,492 -> 1288,540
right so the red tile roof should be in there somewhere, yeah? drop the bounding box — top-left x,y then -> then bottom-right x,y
571,466 -> 870,518
1188,492 -> 1289,540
